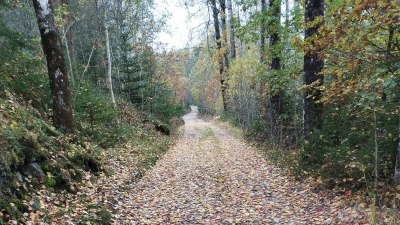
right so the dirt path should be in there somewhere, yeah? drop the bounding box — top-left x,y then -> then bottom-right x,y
114,106 -> 366,224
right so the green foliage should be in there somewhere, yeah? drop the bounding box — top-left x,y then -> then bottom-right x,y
186,45 -> 220,115
97,124 -> 136,148
225,46 -> 262,128
68,145 -> 101,173
0,197 -> 26,221
0,22 -> 50,111
295,0 -> 400,187
187,0 -> 400,193
299,100 -> 399,185
122,49 -> 156,105
151,86 -> 184,124
96,208 -> 112,225
72,80 -> 133,148
0,98 -> 58,172
74,81 -> 118,126
0,0 -> 182,222
44,176 -> 57,187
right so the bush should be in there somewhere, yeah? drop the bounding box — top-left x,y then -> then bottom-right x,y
73,80 -> 118,131
299,102 -> 398,188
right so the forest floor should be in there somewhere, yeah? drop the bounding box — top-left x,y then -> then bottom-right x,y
111,106 -> 370,224
21,106 -> 398,224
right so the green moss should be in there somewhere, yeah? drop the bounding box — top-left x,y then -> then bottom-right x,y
40,161 -> 50,171
97,208 -> 112,225
44,176 -> 56,187
0,197 -> 26,220
19,131 -> 46,162
70,150 -> 102,174
1,127 -> 25,171
43,165 -> 70,189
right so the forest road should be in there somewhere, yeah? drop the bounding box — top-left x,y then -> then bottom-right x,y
115,106 -> 356,224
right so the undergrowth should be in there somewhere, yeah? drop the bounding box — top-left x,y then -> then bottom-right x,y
0,82 -> 182,223
216,114 -> 400,224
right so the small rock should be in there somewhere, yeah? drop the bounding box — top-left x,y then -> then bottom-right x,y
15,171 -> 23,182
22,163 -> 45,178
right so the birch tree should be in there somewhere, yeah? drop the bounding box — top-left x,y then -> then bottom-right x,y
60,0 -> 76,82
104,6 -> 117,108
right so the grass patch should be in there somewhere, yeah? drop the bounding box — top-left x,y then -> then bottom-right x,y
130,132 -> 174,179
196,127 -> 215,140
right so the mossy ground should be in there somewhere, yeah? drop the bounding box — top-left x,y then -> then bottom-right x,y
0,88 -> 181,224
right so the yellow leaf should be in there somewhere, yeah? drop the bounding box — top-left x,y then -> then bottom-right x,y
30,212 -> 36,221
395,193 -> 400,200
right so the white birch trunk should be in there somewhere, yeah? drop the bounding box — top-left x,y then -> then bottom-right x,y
62,28 -> 74,82
104,9 -> 117,109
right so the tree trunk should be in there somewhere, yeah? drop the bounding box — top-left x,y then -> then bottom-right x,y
285,0 -> 289,24
284,0 -> 290,58
139,48 -> 144,111
104,9 -> 117,109
32,0 -> 75,132
237,7 -> 245,57
385,20 -> 399,184
395,120 -> 400,184
219,0 -> 230,70
226,0 -> 236,59
269,0 -> 283,143
210,0 -> 228,111
219,0 -> 230,111
61,0 -> 76,81
259,0 -> 267,63
62,27 -> 74,82
259,0 -> 268,114
303,0 -> 324,138
294,0 -> 300,9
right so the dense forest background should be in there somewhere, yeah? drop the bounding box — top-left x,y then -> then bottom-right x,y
185,0 -> 400,187
0,0 -> 399,223
183,0 -> 400,221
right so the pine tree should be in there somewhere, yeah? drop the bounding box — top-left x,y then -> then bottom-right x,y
303,0 -> 324,138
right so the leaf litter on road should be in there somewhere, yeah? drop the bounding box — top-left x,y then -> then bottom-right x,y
21,106 -> 376,224
114,106 -> 369,224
